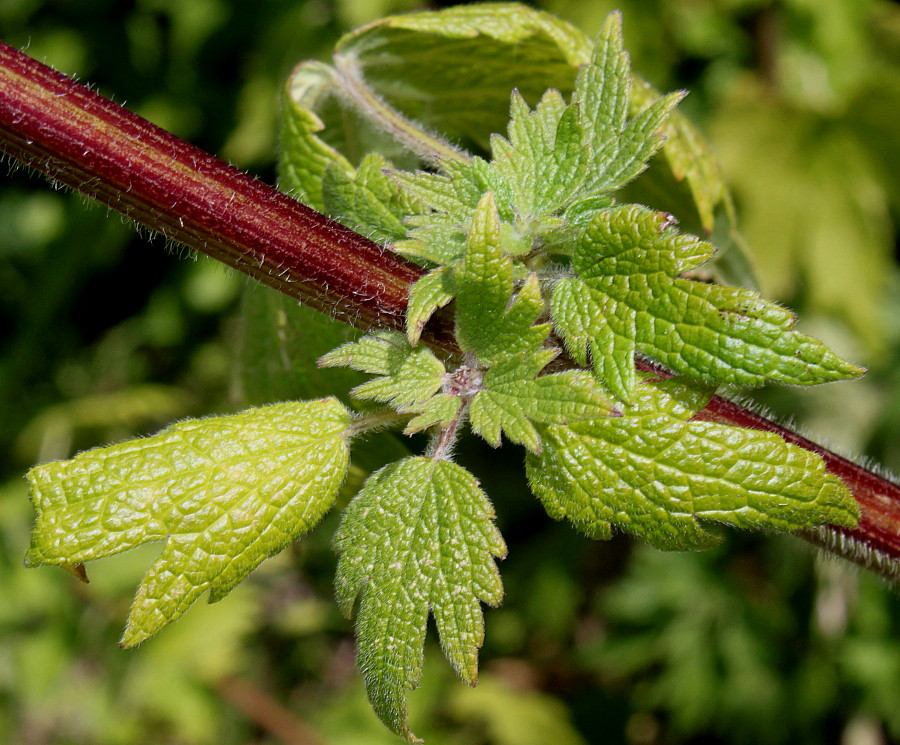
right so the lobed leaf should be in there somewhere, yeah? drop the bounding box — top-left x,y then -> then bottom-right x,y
319,330 -> 445,408
570,13 -> 683,200
406,267 -> 455,346
26,398 -> 353,646
454,193 -> 549,364
323,153 -> 418,244
526,379 -> 859,550
489,89 -> 587,220
334,457 -> 506,742
470,350 -> 617,452
552,205 -> 864,401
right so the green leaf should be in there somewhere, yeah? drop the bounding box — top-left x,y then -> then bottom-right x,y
552,204 -> 864,401
334,456 -> 506,742
571,13 -> 684,199
25,398 -> 353,646
526,379 -> 859,550
319,330 -> 445,409
489,89 -> 586,220
334,3 -> 591,150
322,153 -> 415,245
406,267 -> 454,346
470,350 -> 617,452
455,193 -> 548,364
403,394 -> 463,436
279,61 -> 354,211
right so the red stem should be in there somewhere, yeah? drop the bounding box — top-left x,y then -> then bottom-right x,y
1,41 -> 897,581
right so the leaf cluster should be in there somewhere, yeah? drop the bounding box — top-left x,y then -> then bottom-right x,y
23,6 -> 865,742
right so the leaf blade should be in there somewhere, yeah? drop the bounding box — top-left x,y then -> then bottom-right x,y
26,398 -> 353,646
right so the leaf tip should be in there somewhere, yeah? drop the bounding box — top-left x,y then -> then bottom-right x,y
64,562 -> 90,583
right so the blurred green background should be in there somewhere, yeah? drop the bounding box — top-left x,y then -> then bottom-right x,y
2,1 -> 899,743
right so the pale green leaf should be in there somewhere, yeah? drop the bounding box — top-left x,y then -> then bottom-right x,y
319,331 -> 445,408
406,267 -> 455,346
455,193 -> 548,364
323,153 -> 416,244
489,89 -> 586,220
26,398 -> 353,646
571,13 -> 683,198
470,350 -> 616,452
279,61 -> 354,211
335,4 -> 591,149
553,205 -> 864,400
526,379 -> 859,550
334,457 -> 506,742
403,394 -> 463,435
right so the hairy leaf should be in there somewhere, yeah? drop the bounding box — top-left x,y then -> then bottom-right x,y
319,330 -> 445,408
406,267 -> 455,346
570,13 -> 684,200
26,399 -> 353,646
552,205 -> 864,401
526,379 -> 859,550
455,193 -> 548,364
470,350 -> 617,452
489,89 -> 586,220
334,457 -> 506,742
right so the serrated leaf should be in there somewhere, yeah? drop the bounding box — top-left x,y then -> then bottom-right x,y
526,379 -> 859,550
552,204 -> 864,400
334,456 -> 506,742
279,61 -> 354,211
335,4 -> 591,150
571,13 -> 683,199
403,394 -> 463,435
406,267 -> 455,346
26,398 -> 353,646
470,350 -> 616,452
489,89 -> 587,220
323,153 -> 416,244
455,193 -> 549,364
319,330 -> 445,408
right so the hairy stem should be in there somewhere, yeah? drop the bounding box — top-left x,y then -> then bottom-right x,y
333,52 -> 470,164
1,42 -> 897,582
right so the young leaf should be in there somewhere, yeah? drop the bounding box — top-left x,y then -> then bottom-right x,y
25,398 -> 354,646
279,61 -> 354,211
403,394 -> 463,435
406,267 -> 455,346
552,204 -> 864,401
323,153 -> 420,245
526,379 -> 859,550
571,12 -> 684,199
470,349 -> 617,452
488,89 -> 587,220
334,456 -> 507,742
319,330 -> 445,408
455,193 -> 549,364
